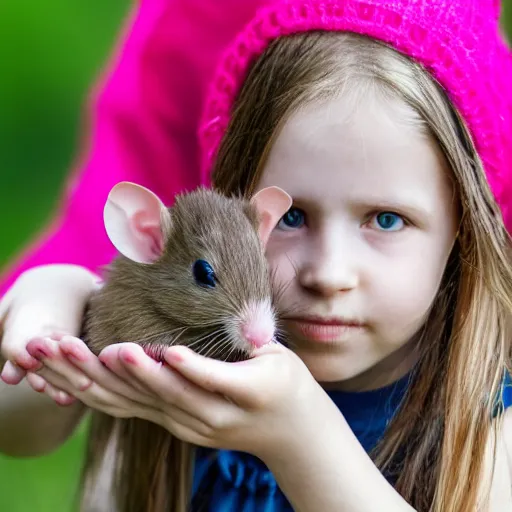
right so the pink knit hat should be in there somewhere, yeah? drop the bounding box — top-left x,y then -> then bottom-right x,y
198,0 -> 512,230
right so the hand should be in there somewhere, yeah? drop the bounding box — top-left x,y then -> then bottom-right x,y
25,335 -> 325,461
0,264 -> 101,386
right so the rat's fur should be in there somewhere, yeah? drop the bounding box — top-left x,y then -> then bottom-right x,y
79,187 -> 276,512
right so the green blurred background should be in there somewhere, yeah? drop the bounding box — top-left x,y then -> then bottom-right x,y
0,1 -> 511,510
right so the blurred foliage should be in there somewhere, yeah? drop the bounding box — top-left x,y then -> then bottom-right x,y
0,1 -> 511,511
0,1 -> 129,510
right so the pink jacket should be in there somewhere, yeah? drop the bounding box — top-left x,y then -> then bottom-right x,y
0,0 -> 268,295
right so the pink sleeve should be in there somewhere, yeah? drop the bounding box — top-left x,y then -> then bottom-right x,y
0,0 -> 266,296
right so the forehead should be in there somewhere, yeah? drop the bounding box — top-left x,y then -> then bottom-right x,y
258,92 -> 454,209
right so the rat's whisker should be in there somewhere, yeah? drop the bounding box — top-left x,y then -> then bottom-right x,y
193,329 -> 225,355
185,331 -> 222,351
200,331 -> 229,358
285,253 -> 300,279
221,343 -> 239,362
272,277 -> 294,306
223,329 -> 249,362
167,326 -> 191,347
218,336 -> 240,362
131,325 -> 190,345
137,327 -> 191,352
187,318 -> 230,329
206,339 -> 232,360
273,323 -> 296,349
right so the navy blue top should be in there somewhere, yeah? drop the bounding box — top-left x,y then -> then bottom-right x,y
190,372 -> 512,511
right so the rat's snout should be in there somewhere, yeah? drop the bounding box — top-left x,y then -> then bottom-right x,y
239,299 -> 275,348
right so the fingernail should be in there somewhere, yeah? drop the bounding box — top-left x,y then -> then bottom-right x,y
27,338 -> 55,360
76,377 -> 92,392
31,348 -> 50,361
61,346 -> 88,363
121,351 -> 139,365
31,378 -> 46,393
61,397 -> 76,406
44,338 -> 59,353
165,349 -> 185,364
55,391 -> 74,406
0,369 -> 16,385
48,331 -> 67,341
98,355 -> 116,371
11,350 -> 38,370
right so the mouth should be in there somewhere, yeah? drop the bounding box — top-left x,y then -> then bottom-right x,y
283,315 -> 366,343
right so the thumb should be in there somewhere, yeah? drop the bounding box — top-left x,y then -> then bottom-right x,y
163,341 -> 288,406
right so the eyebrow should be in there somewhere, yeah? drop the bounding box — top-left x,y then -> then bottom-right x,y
353,198 -> 432,219
291,194 -> 433,224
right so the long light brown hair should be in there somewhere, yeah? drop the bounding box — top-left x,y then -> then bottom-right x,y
211,31 -> 512,512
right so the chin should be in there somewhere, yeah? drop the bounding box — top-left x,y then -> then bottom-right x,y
294,348 -> 376,384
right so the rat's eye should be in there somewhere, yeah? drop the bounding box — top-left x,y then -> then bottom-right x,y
193,259 -> 217,288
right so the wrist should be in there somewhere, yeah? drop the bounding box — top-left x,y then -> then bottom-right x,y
262,392 -> 415,512
258,383 -> 338,466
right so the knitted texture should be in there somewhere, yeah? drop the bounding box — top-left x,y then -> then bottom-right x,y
198,0 -> 512,230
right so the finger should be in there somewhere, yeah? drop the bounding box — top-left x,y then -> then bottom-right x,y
1,308 -> 65,372
159,416 -> 218,448
34,362 -> 91,394
164,346 -> 251,396
97,343 -> 161,395
45,335 -> 159,406
26,372 -> 77,406
33,362 -> 147,416
163,344 -> 285,406
1,323 -> 39,371
27,337 -> 93,392
118,344 -> 236,427
1,360 -> 30,384
44,381 -> 77,406
26,371 -> 47,392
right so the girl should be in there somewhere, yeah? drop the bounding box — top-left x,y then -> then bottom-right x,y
1,0 -> 512,511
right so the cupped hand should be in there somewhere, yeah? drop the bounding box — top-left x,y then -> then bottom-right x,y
25,335 -> 324,460
24,335 -> 160,413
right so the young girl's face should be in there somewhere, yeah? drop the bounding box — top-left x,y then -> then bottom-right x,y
256,91 -> 459,391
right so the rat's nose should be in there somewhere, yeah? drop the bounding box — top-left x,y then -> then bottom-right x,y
242,322 -> 274,348
240,300 -> 275,348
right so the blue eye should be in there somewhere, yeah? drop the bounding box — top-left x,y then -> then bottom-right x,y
372,212 -> 404,231
278,207 -> 305,230
192,259 -> 217,288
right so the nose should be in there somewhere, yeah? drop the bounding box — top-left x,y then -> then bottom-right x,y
299,227 -> 359,296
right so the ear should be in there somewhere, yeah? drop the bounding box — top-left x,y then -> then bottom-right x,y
251,186 -> 293,247
103,182 -> 171,264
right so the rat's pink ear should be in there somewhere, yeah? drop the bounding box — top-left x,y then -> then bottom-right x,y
251,186 -> 293,247
104,182 -> 171,264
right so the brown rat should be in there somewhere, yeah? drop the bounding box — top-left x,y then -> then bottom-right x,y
78,181 -> 292,512
82,182 -> 291,362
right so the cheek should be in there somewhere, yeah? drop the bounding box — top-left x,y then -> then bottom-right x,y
266,240 -> 300,296
370,241 -> 449,329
